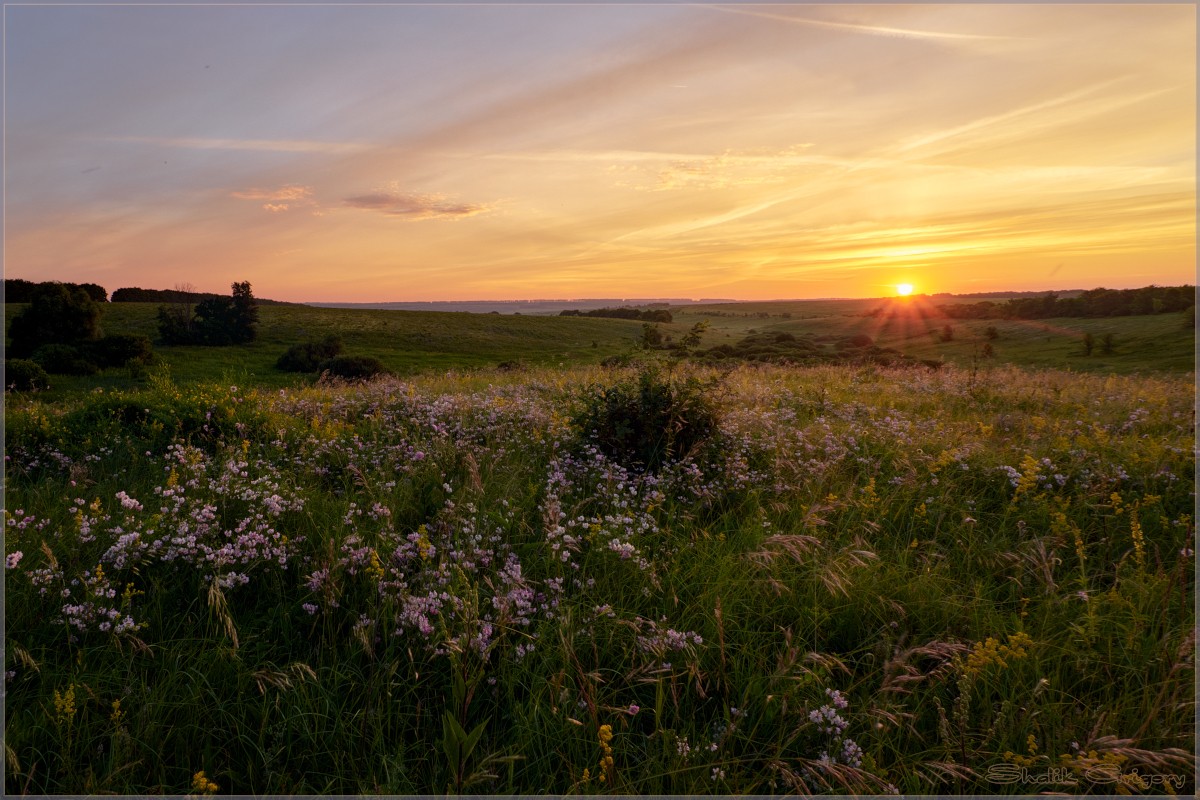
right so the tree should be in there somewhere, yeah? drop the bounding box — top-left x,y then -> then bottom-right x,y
156,281 -> 258,345
1100,333 -> 1115,355
639,323 -> 664,349
1082,332 -> 1095,356
940,325 -> 954,342
6,283 -> 102,358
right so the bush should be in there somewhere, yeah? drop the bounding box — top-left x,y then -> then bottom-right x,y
87,334 -> 154,368
318,355 -> 389,381
31,343 -> 99,375
573,367 -> 721,472
4,359 -> 50,392
276,335 -> 344,372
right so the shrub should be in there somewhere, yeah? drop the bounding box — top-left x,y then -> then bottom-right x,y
276,335 -> 344,372
4,359 -> 50,392
318,355 -> 389,381
31,343 -> 99,375
87,334 -> 154,368
573,367 -> 721,472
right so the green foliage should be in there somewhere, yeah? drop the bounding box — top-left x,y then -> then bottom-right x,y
4,359 -> 49,392
6,283 -> 103,358
573,366 -> 720,472
276,335 -> 344,372
32,344 -> 99,375
318,354 -> 389,381
87,334 -> 155,368
638,323 -> 664,349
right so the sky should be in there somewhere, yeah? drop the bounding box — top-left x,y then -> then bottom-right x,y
3,2 -> 1195,303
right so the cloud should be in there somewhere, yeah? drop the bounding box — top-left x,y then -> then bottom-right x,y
231,184 -> 316,212
231,185 -> 314,202
109,136 -> 366,154
342,191 -> 493,220
704,5 -> 1022,44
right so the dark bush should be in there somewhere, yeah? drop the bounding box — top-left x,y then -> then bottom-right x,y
276,335 -> 344,372
7,283 -> 102,358
4,359 -> 50,392
573,367 -> 721,472
31,344 -> 99,375
87,334 -> 154,368
318,355 -> 389,381
839,334 -> 874,348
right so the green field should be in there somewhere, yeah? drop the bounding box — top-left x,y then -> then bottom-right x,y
4,302 -> 648,396
3,295 -> 1196,794
4,297 -> 1194,401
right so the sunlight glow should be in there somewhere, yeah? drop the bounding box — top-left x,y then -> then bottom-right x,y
896,283 -> 914,296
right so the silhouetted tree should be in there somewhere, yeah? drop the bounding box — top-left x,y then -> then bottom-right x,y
156,281 -> 258,345
6,283 -> 102,358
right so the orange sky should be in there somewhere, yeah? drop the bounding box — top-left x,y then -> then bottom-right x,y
4,4 -> 1195,302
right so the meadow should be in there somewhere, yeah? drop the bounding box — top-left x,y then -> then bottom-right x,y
3,345 -> 1195,793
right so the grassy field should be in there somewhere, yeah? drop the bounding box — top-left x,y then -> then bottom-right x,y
3,295 -> 1196,794
3,357 -> 1195,794
4,297 -> 1194,401
4,302 -> 648,397
670,298 -> 1196,375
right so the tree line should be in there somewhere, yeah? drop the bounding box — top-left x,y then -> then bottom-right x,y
5,279 -> 108,303
559,307 -> 673,323
937,285 -> 1195,320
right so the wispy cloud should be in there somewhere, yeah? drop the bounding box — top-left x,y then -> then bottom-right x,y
705,5 -> 1022,43
342,191 -> 493,221
109,136 -> 366,154
231,184 -> 316,213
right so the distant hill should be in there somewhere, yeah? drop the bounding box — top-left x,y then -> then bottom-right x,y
306,299 -> 734,315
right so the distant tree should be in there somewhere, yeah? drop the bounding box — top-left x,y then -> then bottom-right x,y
981,343 -> 995,358
940,325 -> 954,342
1100,333 -> 1115,355
6,283 -> 103,358
1082,332 -> 1095,356
639,323 -> 664,349
985,326 -> 1000,340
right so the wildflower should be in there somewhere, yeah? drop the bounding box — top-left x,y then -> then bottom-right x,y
627,704 -> 639,715
53,683 -> 77,727
1129,513 -> 1146,570
190,770 -> 219,795
6,551 -> 23,569
597,723 -> 615,783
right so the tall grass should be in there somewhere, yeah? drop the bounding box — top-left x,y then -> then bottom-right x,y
3,362 -> 1194,794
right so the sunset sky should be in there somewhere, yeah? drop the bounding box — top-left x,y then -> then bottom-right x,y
4,3 -> 1195,303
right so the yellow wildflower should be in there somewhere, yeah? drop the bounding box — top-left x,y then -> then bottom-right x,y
53,683 -> 77,727
190,770 -> 219,795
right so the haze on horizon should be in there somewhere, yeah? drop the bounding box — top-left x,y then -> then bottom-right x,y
4,3 -> 1195,304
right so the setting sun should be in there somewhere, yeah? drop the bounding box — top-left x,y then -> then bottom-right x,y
896,283 -> 914,296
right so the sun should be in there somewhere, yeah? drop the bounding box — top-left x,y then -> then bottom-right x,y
896,283 -> 914,296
